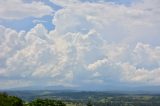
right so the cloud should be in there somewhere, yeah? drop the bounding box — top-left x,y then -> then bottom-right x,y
0,0 -> 54,20
32,19 -> 48,24
0,80 -> 32,89
119,63 -> 160,85
52,0 -> 160,45
49,0 -> 80,6
88,58 -> 108,71
49,0 -> 134,6
0,0 -> 160,89
133,43 -> 160,69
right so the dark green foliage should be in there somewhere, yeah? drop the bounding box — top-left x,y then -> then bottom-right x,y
0,92 -> 66,106
87,101 -> 93,106
0,92 -> 23,106
28,98 -> 66,106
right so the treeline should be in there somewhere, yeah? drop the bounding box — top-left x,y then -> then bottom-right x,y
0,92 -> 66,106
24,99 -> 66,106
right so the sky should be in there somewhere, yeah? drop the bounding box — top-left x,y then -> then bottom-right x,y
0,0 -> 160,90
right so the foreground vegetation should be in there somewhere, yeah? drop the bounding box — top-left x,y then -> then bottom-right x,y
25,99 -> 66,106
0,92 -> 23,106
1,91 -> 160,106
0,92 -> 66,106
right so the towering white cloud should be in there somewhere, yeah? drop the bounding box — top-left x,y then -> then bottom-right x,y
0,0 -> 160,89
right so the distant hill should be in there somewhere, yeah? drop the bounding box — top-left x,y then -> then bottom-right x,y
2,85 -> 160,94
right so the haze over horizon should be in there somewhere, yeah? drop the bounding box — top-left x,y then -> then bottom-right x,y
0,0 -> 160,91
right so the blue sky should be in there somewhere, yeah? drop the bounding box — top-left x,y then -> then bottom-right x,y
0,0 -> 62,31
0,0 -> 134,31
0,0 -> 160,90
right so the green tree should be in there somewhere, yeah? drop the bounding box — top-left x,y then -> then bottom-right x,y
87,101 -> 93,106
28,98 -> 66,106
0,92 -> 23,106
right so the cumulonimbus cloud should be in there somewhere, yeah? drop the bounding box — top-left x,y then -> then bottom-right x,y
0,0 -> 160,89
